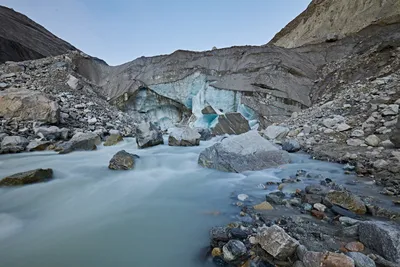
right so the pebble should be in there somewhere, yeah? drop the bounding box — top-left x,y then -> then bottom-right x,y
345,241 -> 365,252
253,201 -> 274,211
313,203 -> 327,212
237,194 -> 249,201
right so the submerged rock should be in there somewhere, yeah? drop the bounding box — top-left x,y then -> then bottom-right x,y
325,191 -> 366,214
104,134 -> 123,146
108,150 -> 138,170
135,121 -> 164,149
211,113 -> 250,135
168,127 -> 201,146
0,168 -> 53,186
359,221 -> 400,263
198,131 -> 290,172
256,225 -> 299,260
57,132 -> 101,154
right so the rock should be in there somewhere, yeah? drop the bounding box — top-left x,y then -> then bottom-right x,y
373,159 -> 388,169
313,203 -> 327,212
1,136 -> 29,153
325,191 -> 366,215
381,140 -> 395,148
211,113 -> 250,135
296,245 -> 308,262
0,88 -> 59,123
337,123 -> 352,132
345,242 -> 364,252
26,141 -> 52,151
382,104 -> 399,116
196,128 -> 213,141
365,135 -> 380,147
201,105 -> 217,115
57,132 -> 101,154
108,150 -> 138,170
266,191 -> 285,205
311,210 -> 325,219
198,131 -> 290,172
66,74 -> 83,90
104,134 -> 123,146
212,247 -> 222,257
303,251 -> 324,267
210,227 -> 230,243
262,125 -> 290,140
254,201 -> 274,211
88,117 -> 97,125
282,139 -> 301,153
256,225 -> 299,260
390,119 -> 400,148
359,221 -> 400,263
326,33 -> 339,42
34,126 -> 69,141
135,121 -> 164,149
322,116 -> 345,128
305,185 -> 329,195
293,261 -> 306,267
168,127 -> 201,146
339,217 -> 359,226
230,228 -> 248,239
222,240 -> 247,261
303,194 -> 322,205
347,139 -> 365,146
322,252 -> 355,267
346,252 -> 376,267
0,168 -> 53,186
331,205 -> 357,218
237,194 -> 249,201
351,130 -> 364,137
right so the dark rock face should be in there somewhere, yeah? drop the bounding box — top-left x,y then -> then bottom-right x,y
211,113 -> 250,135
0,168 -> 53,186
0,6 -> 76,63
108,150 -> 138,170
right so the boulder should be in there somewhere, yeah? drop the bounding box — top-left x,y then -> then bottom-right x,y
57,132 -> 101,154
382,104 -> 399,116
135,121 -> 164,149
365,135 -> 380,147
104,134 -> 123,146
66,74 -> 83,90
198,131 -> 290,172
26,141 -> 52,151
34,126 -> 69,141
262,125 -> 289,140
346,252 -> 375,267
303,251 -> 355,267
359,221 -> 400,263
211,113 -> 250,135
325,191 -> 366,214
0,88 -> 59,123
337,123 -> 352,132
0,168 -> 53,186
108,150 -> 138,170
282,139 -> 301,153
168,127 -> 201,146
1,136 -> 29,153
195,128 -> 214,141
253,201 -> 274,210
222,240 -> 247,261
256,225 -> 299,260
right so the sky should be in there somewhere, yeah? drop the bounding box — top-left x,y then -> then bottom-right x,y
1,0 -> 311,66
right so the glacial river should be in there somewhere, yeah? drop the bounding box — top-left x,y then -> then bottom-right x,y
0,137 -> 393,267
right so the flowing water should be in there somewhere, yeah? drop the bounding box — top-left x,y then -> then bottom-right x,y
0,137 -> 396,267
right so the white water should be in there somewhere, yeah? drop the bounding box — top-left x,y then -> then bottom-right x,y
0,137 -> 394,267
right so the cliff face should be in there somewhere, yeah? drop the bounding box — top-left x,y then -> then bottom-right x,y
0,6 -> 76,63
270,0 -> 400,48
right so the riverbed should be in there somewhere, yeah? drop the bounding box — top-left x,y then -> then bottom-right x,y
0,137 -> 396,267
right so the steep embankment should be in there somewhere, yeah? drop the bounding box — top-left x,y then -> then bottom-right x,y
270,0 -> 400,48
0,6 -> 76,63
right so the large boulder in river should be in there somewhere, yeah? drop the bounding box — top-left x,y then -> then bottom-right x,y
198,131 -> 290,172
168,127 -> 201,146
108,150 -> 139,170
359,221 -> 400,263
135,121 -> 164,149
211,113 -> 250,135
1,136 -> 29,153
0,88 -> 60,123
57,132 -> 101,154
256,225 -> 299,260
324,190 -> 366,215
0,168 -> 53,186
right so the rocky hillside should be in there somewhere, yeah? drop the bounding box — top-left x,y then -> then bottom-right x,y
0,6 -> 76,63
270,0 -> 400,48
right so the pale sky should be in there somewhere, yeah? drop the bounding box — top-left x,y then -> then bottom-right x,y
1,0 -> 311,66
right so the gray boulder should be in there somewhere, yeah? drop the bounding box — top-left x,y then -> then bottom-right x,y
211,113 -> 250,135
261,125 -> 289,140
104,134 -> 123,146
195,128 -> 214,141
359,221 -> 400,263
0,168 -> 53,186
135,121 -> 164,149
168,127 -> 201,146
346,252 -> 376,267
256,225 -> 299,260
57,132 -> 101,154
1,136 -> 29,153
198,131 -> 290,172
26,141 -> 52,152
0,88 -> 60,123
222,240 -> 247,261
34,126 -> 69,141
108,150 -> 139,170
282,139 -> 301,152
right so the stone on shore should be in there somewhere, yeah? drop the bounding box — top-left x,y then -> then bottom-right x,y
261,125 -> 289,141
104,134 -> 123,146
282,139 -> 301,152
0,168 -> 53,186
325,191 -> 366,215
57,132 -> 101,154
222,240 -> 247,261
198,131 -> 290,172
108,150 -> 138,170
135,121 -> 164,149
346,252 -> 376,267
168,127 -> 201,146
1,136 -> 29,153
